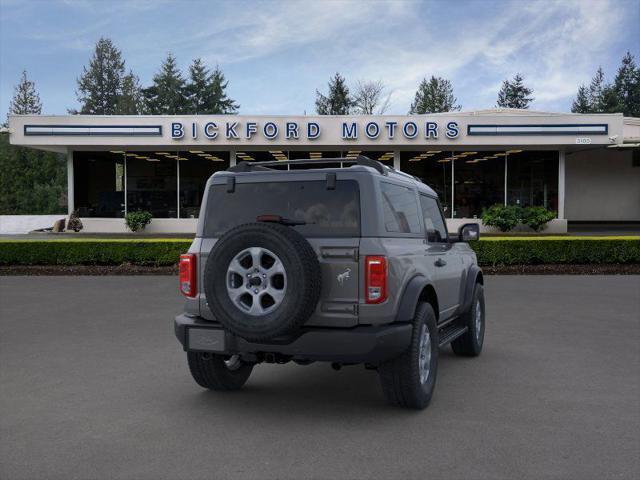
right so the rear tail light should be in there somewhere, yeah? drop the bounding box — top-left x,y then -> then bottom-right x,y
179,254 -> 197,297
365,256 -> 387,304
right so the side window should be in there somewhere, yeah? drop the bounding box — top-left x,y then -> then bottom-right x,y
380,182 -> 421,234
420,195 -> 448,243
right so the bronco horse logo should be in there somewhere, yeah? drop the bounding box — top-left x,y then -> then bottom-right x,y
336,268 -> 351,286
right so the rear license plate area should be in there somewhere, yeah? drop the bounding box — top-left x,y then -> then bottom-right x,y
188,328 -> 226,352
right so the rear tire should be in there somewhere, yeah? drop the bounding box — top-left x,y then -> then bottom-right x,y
451,283 -> 485,357
378,302 -> 438,409
187,352 -> 253,391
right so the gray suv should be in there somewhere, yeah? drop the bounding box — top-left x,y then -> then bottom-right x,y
174,156 -> 485,409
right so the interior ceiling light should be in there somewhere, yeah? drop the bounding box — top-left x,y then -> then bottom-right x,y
146,158 -> 160,162
437,159 -> 450,163
495,153 -> 507,156
125,153 -> 137,157
427,150 -> 442,154
189,150 -> 204,154
110,150 -> 125,154
507,149 -> 523,154
155,152 -> 170,155
135,156 -> 148,159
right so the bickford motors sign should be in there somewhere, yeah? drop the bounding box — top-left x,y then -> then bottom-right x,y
170,119 -> 461,141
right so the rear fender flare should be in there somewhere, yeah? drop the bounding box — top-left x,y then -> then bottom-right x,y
459,265 -> 483,314
396,276 -> 436,323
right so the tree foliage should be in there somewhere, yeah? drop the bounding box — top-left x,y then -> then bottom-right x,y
353,80 -> 391,114
0,134 -> 66,215
1,72 -> 66,215
9,70 -> 42,117
496,74 -> 534,109
143,53 -> 188,114
116,71 -> 145,115
409,76 -> 460,114
571,53 -> 640,116
186,59 -> 239,114
315,73 -> 354,115
75,37 -> 128,114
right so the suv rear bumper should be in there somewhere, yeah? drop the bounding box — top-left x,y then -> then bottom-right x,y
175,314 -> 411,364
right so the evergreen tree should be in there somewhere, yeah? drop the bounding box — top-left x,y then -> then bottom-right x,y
571,85 -> 591,113
207,65 -> 239,114
613,51 -> 640,117
496,73 -> 534,109
116,71 -> 144,114
75,37 -> 126,114
9,70 -> 42,116
587,66 -> 607,112
143,53 -> 188,114
315,73 -> 353,115
409,76 -> 460,114
185,59 -> 239,114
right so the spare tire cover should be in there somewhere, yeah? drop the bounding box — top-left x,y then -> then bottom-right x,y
204,222 -> 321,342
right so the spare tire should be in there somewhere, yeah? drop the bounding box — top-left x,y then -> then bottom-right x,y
204,222 -> 321,342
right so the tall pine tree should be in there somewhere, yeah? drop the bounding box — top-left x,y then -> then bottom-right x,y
75,38 -> 126,114
185,59 -> 239,114
496,74 -> 534,109
571,85 -> 591,113
315,73 -> 353,115
116,71 -> 144,115
613,51 -> 640,117
143,53 -> 188,114
8,70 -> 42,117
409,76 -> 460,114
1,72 -> 66,215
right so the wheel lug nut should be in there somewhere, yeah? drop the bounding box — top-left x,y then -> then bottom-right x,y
254,289 -> 259,294
262,274 -> 266,278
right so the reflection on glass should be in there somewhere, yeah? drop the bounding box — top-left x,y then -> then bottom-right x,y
73,151 -> 125,217
126,154 -> 177,218
453,151 -> 505,218
400,151 -> 452,215
179,151 -> 229,218
507,150 -> 558,212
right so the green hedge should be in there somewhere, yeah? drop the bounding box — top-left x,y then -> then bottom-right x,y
0,239 -> 192,266
471,237 -> 640,266
0,237 -> 639,267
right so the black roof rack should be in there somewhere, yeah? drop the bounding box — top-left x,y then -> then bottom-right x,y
227,155 -> 388,175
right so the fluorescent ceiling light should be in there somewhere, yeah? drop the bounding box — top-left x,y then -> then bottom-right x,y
146,158 -> 160,162
189,150 -> 204,154
110,150 -> 125,154
427,150 -> 441,154
506,150 -> 523,154
437,159 -> 450,163
155,152 -> 170,155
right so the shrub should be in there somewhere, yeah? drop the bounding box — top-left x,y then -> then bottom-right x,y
0,239 -> 192,266
67,210 -> 83,232
481,205 -> 520,232
125,211 -> 153,232
470,237 -> 640,266
0,238 -> 638,267
521,206 -> 556,232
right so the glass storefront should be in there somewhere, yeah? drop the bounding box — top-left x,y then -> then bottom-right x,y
74,148 -> 558,219
74,151 -> 125,217
401,150 -> 558,218
74,150 -> 229,218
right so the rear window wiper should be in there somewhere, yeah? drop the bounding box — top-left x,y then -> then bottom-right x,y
256,215 -> 307,226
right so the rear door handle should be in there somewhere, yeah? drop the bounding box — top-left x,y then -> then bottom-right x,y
434,258 -> 447,267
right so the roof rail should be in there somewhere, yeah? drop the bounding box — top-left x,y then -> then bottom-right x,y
227,155 -> 387,175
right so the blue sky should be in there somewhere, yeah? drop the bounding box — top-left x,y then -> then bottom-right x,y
1,0 -> 638,117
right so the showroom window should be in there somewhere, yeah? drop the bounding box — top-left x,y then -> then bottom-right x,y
73,151 -> 125,218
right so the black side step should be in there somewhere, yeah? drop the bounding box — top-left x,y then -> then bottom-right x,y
438,324 -> 468,347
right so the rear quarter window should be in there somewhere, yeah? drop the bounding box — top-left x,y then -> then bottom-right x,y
380,182 -> 421,234
204,180 -> 360,237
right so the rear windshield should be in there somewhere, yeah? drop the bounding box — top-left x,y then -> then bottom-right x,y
204,180 -> 360,237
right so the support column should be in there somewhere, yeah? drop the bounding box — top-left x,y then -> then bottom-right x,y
66,149 -> 74,216
393,150 -> 401,171
451,154 -> 455,218
558,149 -> 566,219
504,153 -> 508,206
176,158 -> 180,219
229,150 -> 236,167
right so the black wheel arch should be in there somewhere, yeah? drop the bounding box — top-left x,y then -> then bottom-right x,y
458,265 -> 483,315
396,276 -> 440,323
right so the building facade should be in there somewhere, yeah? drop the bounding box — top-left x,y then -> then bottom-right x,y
8,109 -> 640,233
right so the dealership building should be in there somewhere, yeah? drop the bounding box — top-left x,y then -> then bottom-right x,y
8,109 -> 640,233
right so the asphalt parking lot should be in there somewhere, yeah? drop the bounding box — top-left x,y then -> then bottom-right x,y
1,275 -> 639,480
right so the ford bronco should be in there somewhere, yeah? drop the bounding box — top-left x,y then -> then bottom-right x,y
174,156 -> 485,409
